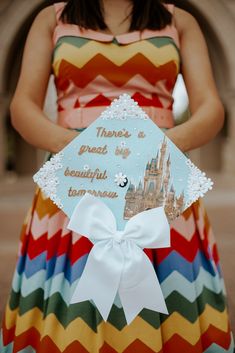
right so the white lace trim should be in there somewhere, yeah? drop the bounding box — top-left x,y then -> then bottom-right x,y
185,159 -> 213,207
101,93 -> 148,120
33,152 -> 64,209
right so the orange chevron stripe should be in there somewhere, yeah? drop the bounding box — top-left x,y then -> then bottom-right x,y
192,199 -> 211,234
30,189 -> 60,220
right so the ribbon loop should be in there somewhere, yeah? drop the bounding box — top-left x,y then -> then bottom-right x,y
67,193 -> 171,324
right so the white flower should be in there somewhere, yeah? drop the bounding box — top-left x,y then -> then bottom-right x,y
83,164 -> 90,171
120,141 -> 126,147
114,172 -> 128,187
33,152 -> 64,209
186,159 -> 213,207
101,94 -> 148,120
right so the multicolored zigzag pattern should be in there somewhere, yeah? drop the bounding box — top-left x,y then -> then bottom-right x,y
0,1 -> 234,352
0,188 -> 233,352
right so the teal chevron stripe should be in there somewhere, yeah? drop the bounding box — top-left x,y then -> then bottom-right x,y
147,36 -> 181,57
161,268 -> 226,300
53,36 -> 90,58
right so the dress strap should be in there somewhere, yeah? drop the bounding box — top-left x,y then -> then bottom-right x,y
165,3 -> 181,48
53,1 -> 66,25
52,2 -> 67,45
166,3 -> 177,27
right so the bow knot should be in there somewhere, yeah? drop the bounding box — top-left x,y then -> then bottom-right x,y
67,193 -> 171,324
115,230 -> 124,243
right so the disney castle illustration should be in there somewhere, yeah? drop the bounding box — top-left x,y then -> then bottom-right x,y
123,137 -> 185,221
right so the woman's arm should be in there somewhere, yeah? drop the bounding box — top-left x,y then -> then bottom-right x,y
165,7 -> 225,152
10,6 -> 78,154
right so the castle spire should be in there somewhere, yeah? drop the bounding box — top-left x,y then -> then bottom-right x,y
156,150 -> 159,169
127,182 -> 135,193
158,137 -> 167,173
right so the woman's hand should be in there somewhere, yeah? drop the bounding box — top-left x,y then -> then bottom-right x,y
164,127 -> 184,152
55,129 -> 80,153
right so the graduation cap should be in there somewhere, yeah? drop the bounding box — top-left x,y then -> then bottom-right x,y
33,94 -> 213,324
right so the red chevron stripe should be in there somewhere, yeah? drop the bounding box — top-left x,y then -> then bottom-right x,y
13,328 -> 40,353
85,94 -> 112,107
212,245 -> 219,266
123,339 -> 158,353
57,54 -> 177,89
2,322 -> 232,353
84,92 -> 166,109
73,99 -> 80,108
162,326 -> 232,353
154,227 -> 213,263
2,317 -> 90,353
20,229 -> 93,263
1,316 -> 15,347
58,103 -> 65,112
100,343 -> 118,353
43,336 -> 89,353
202,324 -> 232,350
19,221 -> 215,265
132,92 -> 164,108
57,92 -> 172,110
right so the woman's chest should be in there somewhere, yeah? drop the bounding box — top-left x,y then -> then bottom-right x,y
52,35 -> 181,90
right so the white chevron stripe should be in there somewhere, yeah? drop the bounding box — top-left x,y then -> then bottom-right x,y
31,213 -> 49,239
171,212 -> 196,241
30,211 -> 71,240
161,268 -> 226,301
47,211 -> 70,239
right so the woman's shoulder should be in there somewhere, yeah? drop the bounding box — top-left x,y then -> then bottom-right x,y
173,6 -> 200,36
31,3 -> 62,35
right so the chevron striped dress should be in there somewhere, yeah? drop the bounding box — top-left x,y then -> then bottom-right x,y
0,2 -> 234,352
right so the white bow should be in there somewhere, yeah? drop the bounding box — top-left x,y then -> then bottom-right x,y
67,193 -> 171,324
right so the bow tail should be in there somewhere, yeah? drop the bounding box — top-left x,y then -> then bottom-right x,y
70,241 -> 124,321
119,250 -> 168,325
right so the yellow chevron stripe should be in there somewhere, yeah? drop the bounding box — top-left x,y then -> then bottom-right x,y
163,305 -> 229,343
4,306 -> 161,352
5,304 -> 229,352
52,40 -> 180,75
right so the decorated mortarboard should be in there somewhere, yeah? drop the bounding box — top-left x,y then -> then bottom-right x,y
33,93 -> 213,324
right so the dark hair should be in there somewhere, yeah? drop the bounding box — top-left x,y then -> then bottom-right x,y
59,0 -> 173,31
